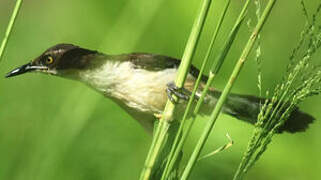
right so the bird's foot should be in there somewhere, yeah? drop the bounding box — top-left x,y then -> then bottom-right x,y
154,113 -> 163,119
166,82 -> 192,104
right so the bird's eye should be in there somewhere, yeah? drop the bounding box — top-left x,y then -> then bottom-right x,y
45,55 -> 54,64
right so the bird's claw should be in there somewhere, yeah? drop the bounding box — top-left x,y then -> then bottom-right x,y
154,113 -> 162,119
166,82 -> 191,104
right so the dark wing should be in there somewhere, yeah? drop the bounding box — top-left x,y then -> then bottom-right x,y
126,53 -> 209,82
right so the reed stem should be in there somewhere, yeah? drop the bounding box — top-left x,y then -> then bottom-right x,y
0,0 -> 23,63
139,0 -> 212,179
181,0 -> 277,179
160,1 -> 232,179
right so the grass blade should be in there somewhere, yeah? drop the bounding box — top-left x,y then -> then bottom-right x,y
139,0 -> 213,179
198,133 -> 233,161
181,1 -> 277,179
0,0 -> 23,64
160,1 -> 232,179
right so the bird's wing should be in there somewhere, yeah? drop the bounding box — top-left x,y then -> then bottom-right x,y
125,53 -> 209,82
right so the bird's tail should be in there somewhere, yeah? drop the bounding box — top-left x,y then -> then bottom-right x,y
201,90 -> 315,133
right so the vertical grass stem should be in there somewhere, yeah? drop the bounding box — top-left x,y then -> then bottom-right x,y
181,1 -> 277,179
0,0 -> 23,63
160,1 -> 232,179
139,0 -> 213,179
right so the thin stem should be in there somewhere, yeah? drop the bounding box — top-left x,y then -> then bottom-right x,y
237,59 -> 308,178
161,1 -> 232,179
0,0 -> 23,63
181,0 -> 277,179
165,1 -> 247,177
139,0 -> 213,179
167,0 -> 248,178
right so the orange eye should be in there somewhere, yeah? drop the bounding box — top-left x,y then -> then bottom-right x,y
46,56 -> 54,64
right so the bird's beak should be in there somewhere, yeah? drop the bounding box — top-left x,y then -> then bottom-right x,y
5,62 -> 48,78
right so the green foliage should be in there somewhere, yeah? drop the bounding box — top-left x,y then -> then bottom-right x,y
161,0 -> 232,179
0,1 -> 320,180
233,2 -> 321,179
149,0 -> 279,179
0,0 -> 22,63
139,1 -> 213,179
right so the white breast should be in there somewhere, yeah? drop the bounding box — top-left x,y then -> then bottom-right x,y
78,61 -> 177,114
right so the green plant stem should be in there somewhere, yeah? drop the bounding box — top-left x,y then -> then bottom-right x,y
191,0 -> 248,131
0,0 -> 23,63
164,0 -> 247,178
160,1 -> 232,179
139,0 -> 212,179
181,0 -> 277,179
234,59 -> 307,179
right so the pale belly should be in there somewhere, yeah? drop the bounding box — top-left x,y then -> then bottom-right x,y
111,68 -> 179,114
79,61 -> 201,131
108,67 -> 203,131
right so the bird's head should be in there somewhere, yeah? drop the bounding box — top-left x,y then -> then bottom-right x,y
5,44 -> 102,78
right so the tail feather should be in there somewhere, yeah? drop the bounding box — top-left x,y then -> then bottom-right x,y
206,90 -> 315,133
278,107 -> 315,133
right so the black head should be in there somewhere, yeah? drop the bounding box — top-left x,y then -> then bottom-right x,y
5,44 -> 99,78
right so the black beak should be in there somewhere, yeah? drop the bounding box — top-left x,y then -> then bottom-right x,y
5,63 -> 47,78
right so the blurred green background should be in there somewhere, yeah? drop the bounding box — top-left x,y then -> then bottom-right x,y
0,0 -> 320,179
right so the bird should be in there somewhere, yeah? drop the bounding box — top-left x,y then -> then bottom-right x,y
5,43 -> 315,133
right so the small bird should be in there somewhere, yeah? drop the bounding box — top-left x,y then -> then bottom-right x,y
6,44 -> 315,133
